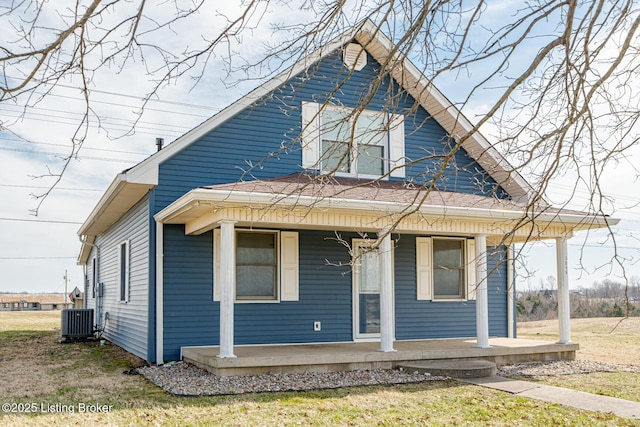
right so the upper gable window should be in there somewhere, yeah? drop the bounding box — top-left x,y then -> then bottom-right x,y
321,107 -> 386,177
301,102 -> 405,178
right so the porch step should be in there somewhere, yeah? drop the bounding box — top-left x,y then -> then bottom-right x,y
398,359 -> 496,378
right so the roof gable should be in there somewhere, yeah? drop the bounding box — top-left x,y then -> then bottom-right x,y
78,19 -> 538,259
124,19 -> 534,200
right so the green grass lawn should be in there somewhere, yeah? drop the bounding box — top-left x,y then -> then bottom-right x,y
1,312 -> 639,426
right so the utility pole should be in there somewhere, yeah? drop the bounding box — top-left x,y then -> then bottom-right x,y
63,270 -> 68,305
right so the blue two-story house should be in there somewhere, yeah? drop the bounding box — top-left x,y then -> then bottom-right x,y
77,20 -> 613,368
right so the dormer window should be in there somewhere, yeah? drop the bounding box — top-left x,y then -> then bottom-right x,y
301,102 -> 405,178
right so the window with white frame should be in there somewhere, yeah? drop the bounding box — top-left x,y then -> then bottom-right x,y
320,107 -> 387,176
301,102 -> 405,178
236,231 -> 278,300
213,229 -> 299,303
432,238 -> 466,299
118,241 -> 130,302
416,236 -> 476,301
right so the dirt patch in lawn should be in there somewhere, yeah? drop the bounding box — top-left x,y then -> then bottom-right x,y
0,312 -> 147,402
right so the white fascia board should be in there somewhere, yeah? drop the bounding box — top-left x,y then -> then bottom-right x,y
78,174 -> 154,238
155,188 -> 617,229
77,235 -> 96,266
78,174 -> 128,236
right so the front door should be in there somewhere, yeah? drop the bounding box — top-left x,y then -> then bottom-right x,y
353,240 -> 381,339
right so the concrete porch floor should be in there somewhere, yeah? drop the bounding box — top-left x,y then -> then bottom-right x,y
182,338 -> 578,376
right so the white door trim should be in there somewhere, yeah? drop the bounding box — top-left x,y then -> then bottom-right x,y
352,239 -> 395,341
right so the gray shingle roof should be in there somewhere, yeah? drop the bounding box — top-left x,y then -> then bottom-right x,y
200,173 -> 583,216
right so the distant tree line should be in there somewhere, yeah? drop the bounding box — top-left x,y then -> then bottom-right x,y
516,277 -> 640,322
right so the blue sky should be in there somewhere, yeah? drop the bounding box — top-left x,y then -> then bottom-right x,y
0,1 -> 638,294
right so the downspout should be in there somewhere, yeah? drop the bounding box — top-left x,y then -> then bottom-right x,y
155,220 -> 164,365
78,235 -> 99,310
507,245 -> 514,338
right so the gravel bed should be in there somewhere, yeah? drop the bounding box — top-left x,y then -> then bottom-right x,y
497,360 -> 640,377
136,362 -> 445,396
137,359 -> 640,396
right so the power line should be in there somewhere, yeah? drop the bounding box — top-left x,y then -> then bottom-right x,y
0,135 -> 151,156
0,184 -> 103,192
0,105 -> 194,132
0,217 -> 82,224
30,91 -> 214,119
0,146 -> 138,163
31,80 -> 220,111
1,110 -> 185,136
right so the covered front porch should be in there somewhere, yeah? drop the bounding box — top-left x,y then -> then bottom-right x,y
154,175 -> 613,366
182,337 -> 578,376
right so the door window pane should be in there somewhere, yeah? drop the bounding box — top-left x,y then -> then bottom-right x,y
359,250 -> 380,293
359,294 -> 380,334
356,246 -> 381,335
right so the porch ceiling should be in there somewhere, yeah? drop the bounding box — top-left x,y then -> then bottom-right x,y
154,174 -> 617,243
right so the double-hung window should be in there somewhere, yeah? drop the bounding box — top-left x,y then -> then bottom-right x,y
236,231 -> 278,300
416,237 -> 477,301
320,108 -> 386,177
301,102 -> 405,178
213,229 -> 299,303
432,238 -> 466,299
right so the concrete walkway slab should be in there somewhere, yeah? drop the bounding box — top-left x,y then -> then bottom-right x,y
460,376 -> 640,420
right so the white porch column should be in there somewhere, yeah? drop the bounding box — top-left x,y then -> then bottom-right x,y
379,232 -> 396,352
475,234 -> 490,348
506,245 -> 515,338
556,236 -> 572,344
218,220 -> 237,358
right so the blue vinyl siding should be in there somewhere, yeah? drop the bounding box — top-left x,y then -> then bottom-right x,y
163,225 -> 218,361
395,237 -> 475,339
395,237 -> 509,340
162,229 -> 353,361
154,49 -> 507,214
488,246 -> 509,337
236,230 -> 352,345
162,229 -> 509,360
155,46 -> 512,360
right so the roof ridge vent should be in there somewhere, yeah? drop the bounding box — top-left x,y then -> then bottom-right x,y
343,43 -> 367,71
